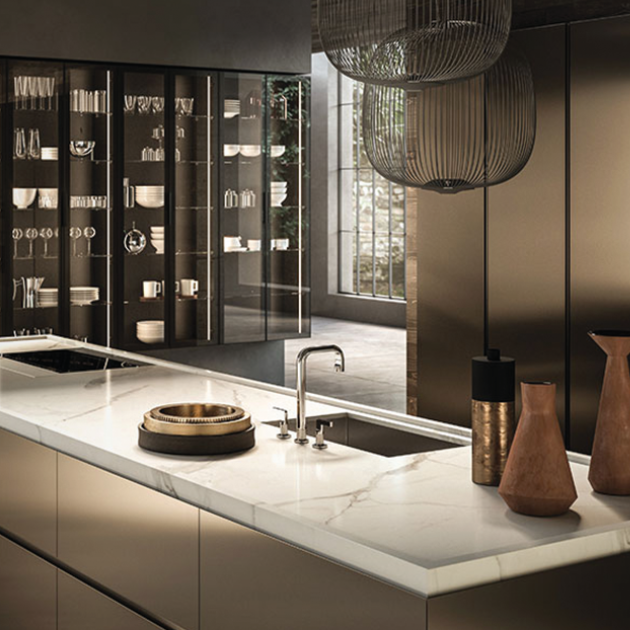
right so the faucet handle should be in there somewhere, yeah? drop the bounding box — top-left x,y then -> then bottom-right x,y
313,419 -> 333,450
272,406 -> 291,440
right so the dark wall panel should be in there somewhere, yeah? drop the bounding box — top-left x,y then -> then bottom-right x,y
0,0 -> 310,74
415,189 -> 485,427
487,26 -> 567,430
570,16 -> 630,453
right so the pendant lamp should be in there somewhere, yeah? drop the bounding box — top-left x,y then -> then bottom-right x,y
318,0 -> 512,89
362,45 -> 536,193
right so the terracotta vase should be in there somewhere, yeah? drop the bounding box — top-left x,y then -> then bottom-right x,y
588,330 -> 630,495
499,382 -> 577,517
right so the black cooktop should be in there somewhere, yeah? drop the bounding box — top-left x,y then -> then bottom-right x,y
4,349 -> 143,374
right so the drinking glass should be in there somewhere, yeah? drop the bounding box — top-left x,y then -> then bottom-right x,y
84,226 -> 96,257
39,227 -> 54,257
12,228 -> 23,258
123,95 -> 137,114
137,96 -> 151,115
14,76 -> 28,109
28,128 -> 41,160
14,127 -> 27,159
180,98 -> 194,116
151,96 -> 165,114
69,227 -> 82,257
26,76 -> 38,110
25,228 -> 38,258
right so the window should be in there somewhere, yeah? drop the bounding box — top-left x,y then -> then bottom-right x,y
338,75 -> 406,300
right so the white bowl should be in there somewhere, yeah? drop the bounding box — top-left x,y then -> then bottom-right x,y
136,187 -> 164,209
150,226 -> 165,232
13,188 -> 37,209
223,145 -> 240,157
240,145 -> 261,158
270,145 -> 286,158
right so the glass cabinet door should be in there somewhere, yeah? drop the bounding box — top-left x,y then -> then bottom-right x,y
173,71 -> 217,345
67,65 -> 113,345
266,75 -> 310,340
220,73 -> 266,343
121,71 -> 167,349
9,61 -> 62,337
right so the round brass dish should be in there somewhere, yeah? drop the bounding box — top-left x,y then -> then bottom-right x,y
143,404 -> 251,437
152,403 -> 244,424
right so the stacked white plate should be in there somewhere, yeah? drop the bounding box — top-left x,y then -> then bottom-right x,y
135,185 -> 164,209
224,99 -> 240,119
137,320 -> 164,344
41,147 -> 58,161
70,286 -> 99,305
271,181 -> 288,207
37,288 -> 58,308
150,226 -> 165,254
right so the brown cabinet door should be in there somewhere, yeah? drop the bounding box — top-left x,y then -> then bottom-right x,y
0,534 -> 56,630
200,509 -> 426,630
58,571 -> 162,630
57,454 -> 199,630
0,428 -> 57,555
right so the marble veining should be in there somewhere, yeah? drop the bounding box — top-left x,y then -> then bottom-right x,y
1,336 -> 630,597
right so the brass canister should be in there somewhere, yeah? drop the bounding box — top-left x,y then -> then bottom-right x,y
472,400 -> 514,486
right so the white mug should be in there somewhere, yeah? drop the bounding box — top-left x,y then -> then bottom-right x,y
181,279 -> 199,297
143,280 -> 161,299
247,239 -> 261,251
271,238 -> 289,251
224,235 -> 241,251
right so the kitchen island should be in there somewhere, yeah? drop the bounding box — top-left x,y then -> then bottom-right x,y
0,336 -> 629,630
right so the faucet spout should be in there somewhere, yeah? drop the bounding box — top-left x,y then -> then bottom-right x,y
295,345 -> 345,445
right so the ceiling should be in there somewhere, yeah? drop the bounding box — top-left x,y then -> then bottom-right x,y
311,1 -> 630,52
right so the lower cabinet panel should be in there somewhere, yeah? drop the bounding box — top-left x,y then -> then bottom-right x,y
427,552 -> 630,629
57,455 -> 199,630
0,534 -> 56,630
0,428 -> 57,555
58,571 -> 162,630
200,509 -> 427,630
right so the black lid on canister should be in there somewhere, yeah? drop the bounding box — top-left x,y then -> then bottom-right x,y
472,349 -> 515,403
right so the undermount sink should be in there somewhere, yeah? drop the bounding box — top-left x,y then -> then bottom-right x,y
264,411 -> 463,457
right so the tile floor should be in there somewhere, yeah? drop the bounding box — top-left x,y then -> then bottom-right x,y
284,316 -> 407,413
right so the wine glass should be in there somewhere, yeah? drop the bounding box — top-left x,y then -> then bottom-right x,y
137,96 -> 151,115
25,228 -> 38,258
123,94 -> 136,114
26,76 -> 38,110
14,128 -> 26,160
12,228 -> 23,258
84,226 -> 96,257
39,227 -> 54,257
180,98 -> 194,116
151,96 -> 165,114
28,128 -> 41,160
69,227 -> 82,257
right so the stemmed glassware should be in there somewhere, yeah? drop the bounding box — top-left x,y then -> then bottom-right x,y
69,227 -> 82,257
12,228 -> 23,258
39,227 -> 54,257
151,96 -> 165,114
124,95 -> 137,114
137,96 -> 151,115
14,128 -> 26,159
25,228 -> 38,258
84,226 -> 96,257
14,76 -> 28,109
28,128 -> 41,160
26,76 -> 38,110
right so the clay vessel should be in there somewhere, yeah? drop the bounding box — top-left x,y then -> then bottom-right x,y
499,382 -> 577,517
588,330 -> 630,495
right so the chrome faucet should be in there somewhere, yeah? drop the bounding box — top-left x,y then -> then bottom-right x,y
295,345 -> 345,445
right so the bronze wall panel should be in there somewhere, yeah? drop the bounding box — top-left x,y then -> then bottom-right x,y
407,188 -> 419,416
570,16 -> 630,453
415,189 -> 485,427
487,27 -> 567,430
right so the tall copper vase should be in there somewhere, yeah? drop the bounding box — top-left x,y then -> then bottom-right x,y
588,330 -> 630,495
499,382 -> 577,517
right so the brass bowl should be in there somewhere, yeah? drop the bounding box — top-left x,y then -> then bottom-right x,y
143,403 -> 251,436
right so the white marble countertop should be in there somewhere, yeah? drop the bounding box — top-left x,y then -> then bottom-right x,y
1,335 -> 630,598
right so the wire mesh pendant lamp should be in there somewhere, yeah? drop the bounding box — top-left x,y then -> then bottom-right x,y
362,45 -> 536,193
318,0 -> 512,89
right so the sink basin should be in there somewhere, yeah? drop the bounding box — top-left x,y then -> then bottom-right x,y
264,411 -> 463,457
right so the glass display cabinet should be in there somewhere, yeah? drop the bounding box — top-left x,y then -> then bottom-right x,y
266,75 -> 310,340
0,61 -> 309,349
67,64 -> 113,346
9,60 -> 62,338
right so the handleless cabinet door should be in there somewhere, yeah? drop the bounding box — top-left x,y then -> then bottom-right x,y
0,428 -> 57,555
0,534 -> 56,630
200,509 -> 426,630
58,455 -> 199,630
58,571 -> 162,630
